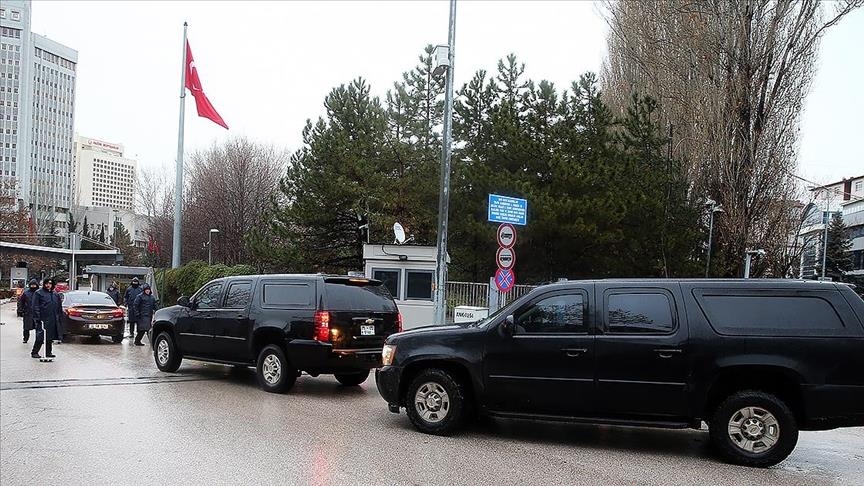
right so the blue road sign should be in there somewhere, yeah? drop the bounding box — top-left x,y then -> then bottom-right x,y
494,268 -> 516,293
488,194 -> 528,226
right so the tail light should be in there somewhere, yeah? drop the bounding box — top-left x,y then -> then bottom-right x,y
66,307 -> 83,317
111,308 -> 125,318
397,312 -> 403,333
313,311 -> 331,342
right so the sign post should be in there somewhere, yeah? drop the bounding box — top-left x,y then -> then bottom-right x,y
488,194 -> 527,305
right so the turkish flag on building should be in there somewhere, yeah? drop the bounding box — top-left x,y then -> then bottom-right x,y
185,41 -> 228,129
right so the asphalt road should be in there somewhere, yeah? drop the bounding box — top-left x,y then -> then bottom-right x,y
1,302 -> 862,485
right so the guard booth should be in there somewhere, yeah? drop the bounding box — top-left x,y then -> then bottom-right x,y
363,244 -> 442,330
82,265 -> 159,302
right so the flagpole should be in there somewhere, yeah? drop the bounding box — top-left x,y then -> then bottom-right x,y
172,22 -> 188,269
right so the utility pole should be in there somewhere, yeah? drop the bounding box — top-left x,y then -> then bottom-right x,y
432,0 -> 457,326
172,22 -> 188,269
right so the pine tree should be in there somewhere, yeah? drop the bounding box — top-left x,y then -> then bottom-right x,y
112,222 -> 141,266
824,213 -> 853,281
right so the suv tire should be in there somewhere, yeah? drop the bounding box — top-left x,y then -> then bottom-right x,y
256,344 -> 297,393
709,390 -> 798,467
405,368 -> 468,436
334,370 -> 370,386
153,331 -> 182,372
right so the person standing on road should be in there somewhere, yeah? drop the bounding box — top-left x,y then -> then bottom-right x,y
31,278 -> 62,359
124,277 -> 143,339
106,282 -> 121,305
16,279 -> 39,344
132,283 -> 156,346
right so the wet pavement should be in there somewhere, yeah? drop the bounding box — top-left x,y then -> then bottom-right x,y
1,302 -> 862,485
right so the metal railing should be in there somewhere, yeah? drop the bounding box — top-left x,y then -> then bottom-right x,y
446,281 -> 538,314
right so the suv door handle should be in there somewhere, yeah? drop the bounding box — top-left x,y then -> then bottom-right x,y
654,348 -> 682,358
561,348 -> 588,357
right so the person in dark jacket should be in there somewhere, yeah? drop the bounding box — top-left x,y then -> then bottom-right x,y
31,278 -> 63,359
16,279 -> 39,344
132,283 -> 157,346
124,277 -> 143,338
106,282 -> 121,305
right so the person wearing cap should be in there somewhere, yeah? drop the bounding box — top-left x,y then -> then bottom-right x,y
106,282 -> 121,305
131,283 -> 157,346
124,277 -> 144,338
16,279 -> 39,344
31,278 -> 62,359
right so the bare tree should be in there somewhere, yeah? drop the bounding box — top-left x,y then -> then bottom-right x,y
184,138 -> 286,265
601,0 -> 862,276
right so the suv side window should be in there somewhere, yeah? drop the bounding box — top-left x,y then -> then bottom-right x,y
224,282 -> 252,309
262,282 -> 314,308
515,293 -> 586,334
195,283 -> 224,310
606,292 -> 675,334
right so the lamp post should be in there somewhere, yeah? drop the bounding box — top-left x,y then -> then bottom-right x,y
208,228 -> 219,265
705,198 -> 724,278
431,0 -> 457,326
744,249 -> 765,279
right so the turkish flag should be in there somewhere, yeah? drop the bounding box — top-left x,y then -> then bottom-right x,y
185,41 -> 228,129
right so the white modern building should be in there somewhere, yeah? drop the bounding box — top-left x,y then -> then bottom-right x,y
71,204 -> 148,249
800,175 -> 864,278
74,135 -> 137,210
0,0 -> 77,233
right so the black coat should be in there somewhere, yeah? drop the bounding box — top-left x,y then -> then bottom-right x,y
124,285 -> 143,320
32,288 -> 63,340
107,288 -> 121,305
133,292 -> 157,331
17,288 -> 38,331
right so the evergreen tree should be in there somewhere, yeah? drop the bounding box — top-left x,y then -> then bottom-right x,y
823,213 -> 853,281
112,222 -> 141,266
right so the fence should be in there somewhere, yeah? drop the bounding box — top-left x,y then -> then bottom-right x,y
446,280 -> 537,314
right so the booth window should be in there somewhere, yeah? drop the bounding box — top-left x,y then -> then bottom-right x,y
372,269 -> 400,300
406,270 -> 434,301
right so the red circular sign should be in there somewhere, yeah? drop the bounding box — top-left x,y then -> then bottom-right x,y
496,223 -> 516,249
496,247 -> 516,270
494,268 -> 516,293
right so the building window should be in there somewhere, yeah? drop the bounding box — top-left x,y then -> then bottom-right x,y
12,11 -> 21,21
856,181 -> 863,192
405,270 -> 434,301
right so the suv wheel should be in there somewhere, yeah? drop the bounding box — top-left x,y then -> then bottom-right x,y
709,390 -> 799,467
334,370 -> 370,386
256,344 -> 297,393
405,368 -> 468,435
153,332 -> 182,372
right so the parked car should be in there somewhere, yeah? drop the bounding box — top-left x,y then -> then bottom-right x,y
150,274 -> 402,392
376,279 -> 864,467
60,290 -> 126,343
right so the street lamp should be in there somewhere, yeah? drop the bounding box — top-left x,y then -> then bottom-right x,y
705,198 -> 724,278
743,249 -> 765,279
431,0 -> 457,326
208,228 -> 219,265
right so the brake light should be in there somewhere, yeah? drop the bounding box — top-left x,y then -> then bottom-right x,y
314,311 -> 331,342
66,307 -> 83,317
111,308 -> 125,318
397,312 -> 403,333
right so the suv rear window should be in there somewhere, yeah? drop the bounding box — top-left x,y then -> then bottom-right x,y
696,293 -> 846,337
324,281 -> 397,311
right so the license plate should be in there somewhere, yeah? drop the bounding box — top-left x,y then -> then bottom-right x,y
89,324 -> 110,330
360,325 -> 375,336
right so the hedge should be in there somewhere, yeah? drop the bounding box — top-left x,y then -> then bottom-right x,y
156,261 -> 255,305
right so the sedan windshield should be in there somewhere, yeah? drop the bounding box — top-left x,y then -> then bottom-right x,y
64,292 -> 116,307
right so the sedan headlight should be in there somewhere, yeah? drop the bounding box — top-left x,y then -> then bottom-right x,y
382,344 -> 396,366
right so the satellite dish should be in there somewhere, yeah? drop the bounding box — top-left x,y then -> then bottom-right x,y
393,222 -> 406,245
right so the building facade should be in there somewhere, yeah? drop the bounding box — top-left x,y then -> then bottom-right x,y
0,0 -> 77,233
71,205 -> 148,249
74,135 -> 137,210
800,175 -> 864,278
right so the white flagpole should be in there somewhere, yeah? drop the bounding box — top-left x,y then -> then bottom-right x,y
172,22 -> 188,269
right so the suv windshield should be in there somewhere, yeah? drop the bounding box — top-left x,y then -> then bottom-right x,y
324,281 -> 397,311
64,292 -> 116,306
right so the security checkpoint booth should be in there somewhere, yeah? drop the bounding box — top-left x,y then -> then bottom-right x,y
82,265 -> 159,302
363,244 -> 443,330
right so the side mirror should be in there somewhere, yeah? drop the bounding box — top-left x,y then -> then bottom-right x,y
177,296 -> 191,307
501,315 -> 516,337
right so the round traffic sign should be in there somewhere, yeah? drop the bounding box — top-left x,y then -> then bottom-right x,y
496,223 -> 516,249
494,268 -> 516,293
496,247 -> 515,270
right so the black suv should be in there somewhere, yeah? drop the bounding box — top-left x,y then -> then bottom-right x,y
151,274 -> 401,392
376,279 -> 864,467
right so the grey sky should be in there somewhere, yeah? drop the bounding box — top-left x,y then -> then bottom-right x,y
30,1 -> 861,185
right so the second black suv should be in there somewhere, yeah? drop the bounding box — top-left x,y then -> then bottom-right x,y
376,279 -> 864,467
151,274 -> 401,392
